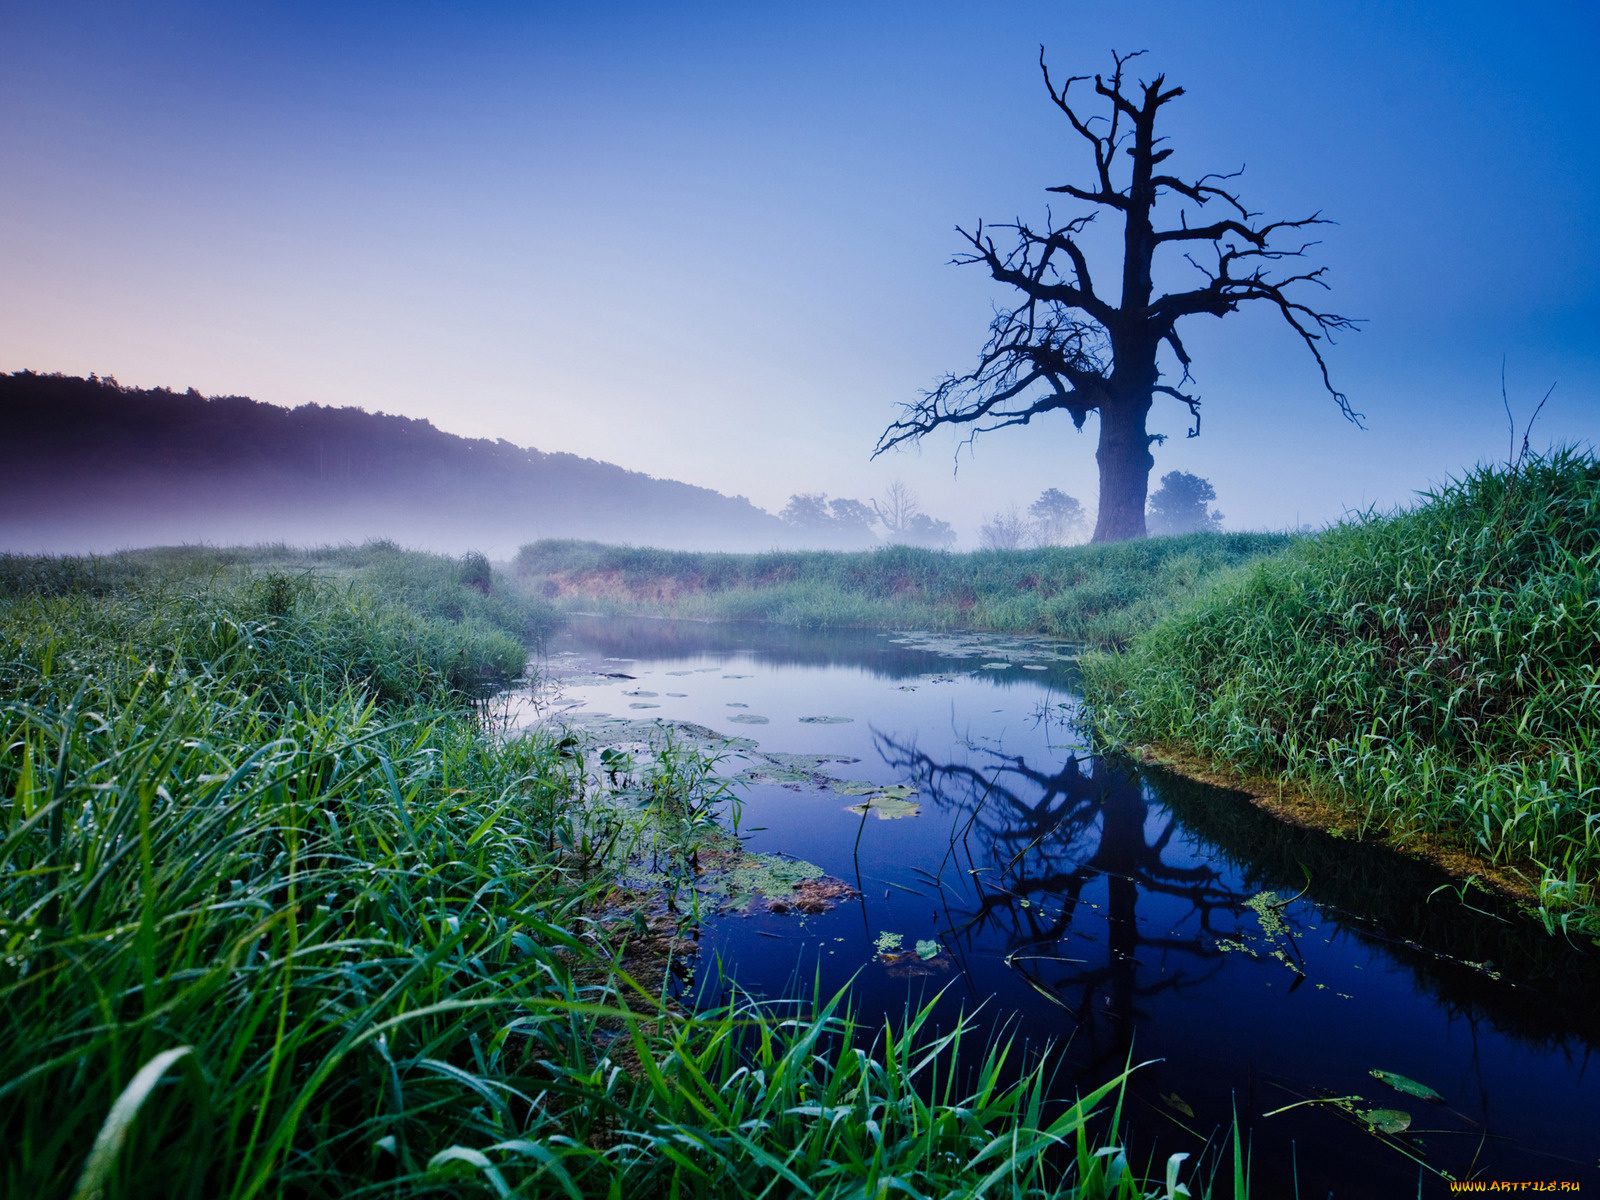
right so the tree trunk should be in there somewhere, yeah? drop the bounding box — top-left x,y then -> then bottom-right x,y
1091,395 -> 1154,542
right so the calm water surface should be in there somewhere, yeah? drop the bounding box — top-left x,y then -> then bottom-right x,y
519,616 -> 1598,1198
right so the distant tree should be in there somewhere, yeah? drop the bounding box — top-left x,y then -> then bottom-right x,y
1027,488 -> 1087,544
1145,471 -> 1223,535
871,480 -> 958,549
779,493 -> 832,528
872,479 -> 922,538
827,498 -> 879,540
874,50 -> 1356,542
780,493 -> 879,546
979,503 -> 1029,550
903,512 -> 957,549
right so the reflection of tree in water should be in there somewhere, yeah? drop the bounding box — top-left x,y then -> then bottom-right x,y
875,730 -> 1251,1072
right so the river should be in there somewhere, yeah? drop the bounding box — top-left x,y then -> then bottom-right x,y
517,615 -> 1598,1197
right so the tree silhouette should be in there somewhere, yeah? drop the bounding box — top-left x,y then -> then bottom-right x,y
873,731 -> 1246,1073
875,50 -> 1358,542
978,503 -> 1028,550
1146,470 -> 1222,534
1028,488 -> 1087,543
779,493 -> 879,546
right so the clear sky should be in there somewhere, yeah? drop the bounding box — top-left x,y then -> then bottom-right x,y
3,0 -> 1596,540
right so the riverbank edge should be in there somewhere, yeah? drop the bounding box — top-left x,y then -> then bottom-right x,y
1127,738 -> 1545,910
511,533 -> 1289,649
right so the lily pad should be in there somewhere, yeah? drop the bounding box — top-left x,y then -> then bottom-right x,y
980,662 -> 1012,669
722,674 -> 752,679
725,702 -> 749,708
874,785 -> 917,801
846,797 -> 921,820
736,766 -> 816,785
833,780 -> 884,796
622,690 -> 658,698
1360,1108 -> 1412,1135
914,939 -> 941,961
1021,664 -> 1049,671
727,713 -> 770,725
799,715 -> 854,724
1369,1070 -> 1444,1104
763,752 -> 860,770
628,703 -> 660,709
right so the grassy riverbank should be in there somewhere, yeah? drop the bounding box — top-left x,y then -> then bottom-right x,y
514,533 -> 1289,649
2,547 -> 1218,1198
1082,451 -> 1600,941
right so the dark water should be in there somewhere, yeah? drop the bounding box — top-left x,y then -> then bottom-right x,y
522,616 -> 1599,1197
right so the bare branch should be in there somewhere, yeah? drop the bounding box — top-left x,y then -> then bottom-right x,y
880,48 -> 1357,533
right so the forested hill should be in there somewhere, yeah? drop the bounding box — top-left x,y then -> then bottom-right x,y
1,371 -> 788,554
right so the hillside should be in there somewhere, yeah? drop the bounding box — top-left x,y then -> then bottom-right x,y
0,371 -> 788,554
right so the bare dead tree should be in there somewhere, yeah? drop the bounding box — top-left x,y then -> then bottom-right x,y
874,49 -> 1360,541
871,479 -> 922,537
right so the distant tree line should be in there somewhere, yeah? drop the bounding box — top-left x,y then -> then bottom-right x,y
977,473 -> 1222,549
779,480 -> 956,549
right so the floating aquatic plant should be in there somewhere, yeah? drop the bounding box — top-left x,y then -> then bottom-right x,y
1370,1070 -> 1444,1104
847,797 -> 922,820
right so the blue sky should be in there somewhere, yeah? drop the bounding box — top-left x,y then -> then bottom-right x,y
3,0 -> 1596,539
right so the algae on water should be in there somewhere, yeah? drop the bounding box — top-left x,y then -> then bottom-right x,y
1244,890 -> 1288,938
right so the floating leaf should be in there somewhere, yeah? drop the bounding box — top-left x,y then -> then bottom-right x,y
833,780 -> 883,796
1360,1108 -> 1411,1134
846,797 -> 921,820
915,939 -> 941,960
1021,664 -> 1048,670
727,713 -> 770,724
1369,1070 -> 1444,1104
763,751 -> 859,770
799,715 -> 854,724
1161,1092 -> 1194,1118
874,785 -> 916,801
980,662 -> 1012,669
737,767 -> 814,784
628,703 -> 660,709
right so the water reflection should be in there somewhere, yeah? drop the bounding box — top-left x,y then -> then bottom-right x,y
535,616 -> 1600,1195
877,734 -> 1252,1073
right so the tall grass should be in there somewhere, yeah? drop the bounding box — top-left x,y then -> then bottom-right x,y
1,539 -> 558,650
1082,450 -> 1600,939
514,534 -> 1287,648
2,556 -> 1216,1197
